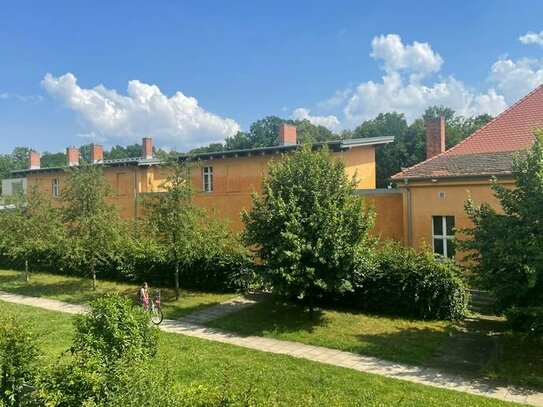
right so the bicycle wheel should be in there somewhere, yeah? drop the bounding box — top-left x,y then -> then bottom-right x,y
150,306 -> 163,325
131,303 -> 143,312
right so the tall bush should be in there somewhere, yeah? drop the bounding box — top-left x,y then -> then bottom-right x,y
340,242 -> 469,320
460,130 -> 543,312
0,313 -> 39,407
243,144 -> 375,314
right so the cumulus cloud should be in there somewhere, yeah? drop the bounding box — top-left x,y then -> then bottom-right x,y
291,108 -> 340,131
519,30 -> 543,47
342,73 -> 506,124
370,34 -> 443,77
42,73 -> 240,149
488,58 -> 543,103
316,88 -> 352,109
335,33 -> 509,125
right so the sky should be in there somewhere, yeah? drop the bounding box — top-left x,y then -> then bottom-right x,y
1,0 -> 543,154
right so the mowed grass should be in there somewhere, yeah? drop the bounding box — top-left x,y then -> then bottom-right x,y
0,300 -> 516,407
207,298 -> 452,365
0,269 -> 237,319
485,333 -> 543,390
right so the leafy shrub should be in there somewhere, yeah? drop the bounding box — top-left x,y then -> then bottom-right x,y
0,314 -> 39,407
506,306 -> 543,334
73,293 -> 158,362
340,242 -> 469,320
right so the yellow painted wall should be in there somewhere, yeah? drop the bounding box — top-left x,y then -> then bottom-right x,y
399,178 -> 514,253
26,145 -> 378,231
359,191 -> 404,241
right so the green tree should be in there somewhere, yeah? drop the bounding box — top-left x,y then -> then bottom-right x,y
142,155 -> 201,299
460,130 -> 543,311
41,151 -> 65,168
0,313 -> 39,407
105,143 -> 145,160
243,144 -> 375,315
354,109 -> 493,187
0,185 -> 64,282
61,165 -> 123,290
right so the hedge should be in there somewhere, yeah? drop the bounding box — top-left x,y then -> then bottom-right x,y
336,242 -> 469,321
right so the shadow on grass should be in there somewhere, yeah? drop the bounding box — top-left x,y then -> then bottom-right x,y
354,327 -> 452,365
208,298 -> 329,336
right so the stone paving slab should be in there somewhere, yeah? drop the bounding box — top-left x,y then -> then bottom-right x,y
177,294 -> 263,324
1,291 -> 542,406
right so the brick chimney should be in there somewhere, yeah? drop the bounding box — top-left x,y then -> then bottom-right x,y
90,144 -> 103,164
142,137 -> 153,159
29,150 -> 40,170
426,117 -> 445,159
66,147 -> 79,167
279,124 -> 297,146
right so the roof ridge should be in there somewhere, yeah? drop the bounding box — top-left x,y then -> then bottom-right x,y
392,84 -> 543,179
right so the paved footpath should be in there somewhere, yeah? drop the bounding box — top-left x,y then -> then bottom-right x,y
1,291 -> 542,406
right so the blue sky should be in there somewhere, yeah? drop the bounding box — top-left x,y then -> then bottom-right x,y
1,0 -> 543,154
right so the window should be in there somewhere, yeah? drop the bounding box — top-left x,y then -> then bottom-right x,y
202,167 -> 213,192
52,178 -> 60,198
432,216 -> 455,259
11,180 -> 23,194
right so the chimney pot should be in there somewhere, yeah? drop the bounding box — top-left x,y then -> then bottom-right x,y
426,117 -> 445,159
29,150 -> 40,170
142,137 -> 153,159
278,124 -> 297,146
90,144 -> 103,164
66,147 -> 79,167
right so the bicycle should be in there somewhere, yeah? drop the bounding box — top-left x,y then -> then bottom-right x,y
132,289 -> 163,325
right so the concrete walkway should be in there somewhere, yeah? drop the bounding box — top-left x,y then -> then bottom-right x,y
178,293 -> 263,324
1,291 -> 542,406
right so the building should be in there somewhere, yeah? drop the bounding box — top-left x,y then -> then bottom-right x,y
12,124 -> 394,230
392,85 -> 543,258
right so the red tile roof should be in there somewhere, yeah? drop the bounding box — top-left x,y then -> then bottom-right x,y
393,85 -> 543,180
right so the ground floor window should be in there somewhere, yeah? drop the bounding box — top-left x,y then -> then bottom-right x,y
432,215 -> 455,258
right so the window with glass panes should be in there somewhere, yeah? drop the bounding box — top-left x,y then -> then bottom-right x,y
52,178 -> 60,198
202,167 -> 213,192
432,216 -> 455,258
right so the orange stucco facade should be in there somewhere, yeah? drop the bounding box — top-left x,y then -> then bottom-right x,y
26,145 -> 380,231
398,178 -> 513,253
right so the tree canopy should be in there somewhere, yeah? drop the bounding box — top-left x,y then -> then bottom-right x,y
460,130 -> 543,311
61,165 -> 123,290
243,144 -> 375,314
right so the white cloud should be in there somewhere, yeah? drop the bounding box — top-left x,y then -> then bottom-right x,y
488,58 -> 543,103
316,88 -> 352,109
291,108 -> 340,131
519,30 -> 543,47
342,73 -> 506,124
42,73 -> 240,149
0,92 -> 42,102
370,34 -> 443,77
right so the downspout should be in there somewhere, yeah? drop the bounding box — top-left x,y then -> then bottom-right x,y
404,179 -> 413,247
133,167 -> 138,231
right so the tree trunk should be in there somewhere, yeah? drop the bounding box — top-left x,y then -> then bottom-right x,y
91,259 -> 97,291
174,263 -> 180,300
25,258 -> 29,283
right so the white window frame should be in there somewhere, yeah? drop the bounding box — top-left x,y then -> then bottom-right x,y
202,167 -> 213,193
52,178 -> 60,198
432,215 -> 455,259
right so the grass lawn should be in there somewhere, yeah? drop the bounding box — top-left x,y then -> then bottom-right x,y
485,332 -> 543,390
206,298 -> 452,366
0,269 -> 237,319
0,300 -> 516,406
